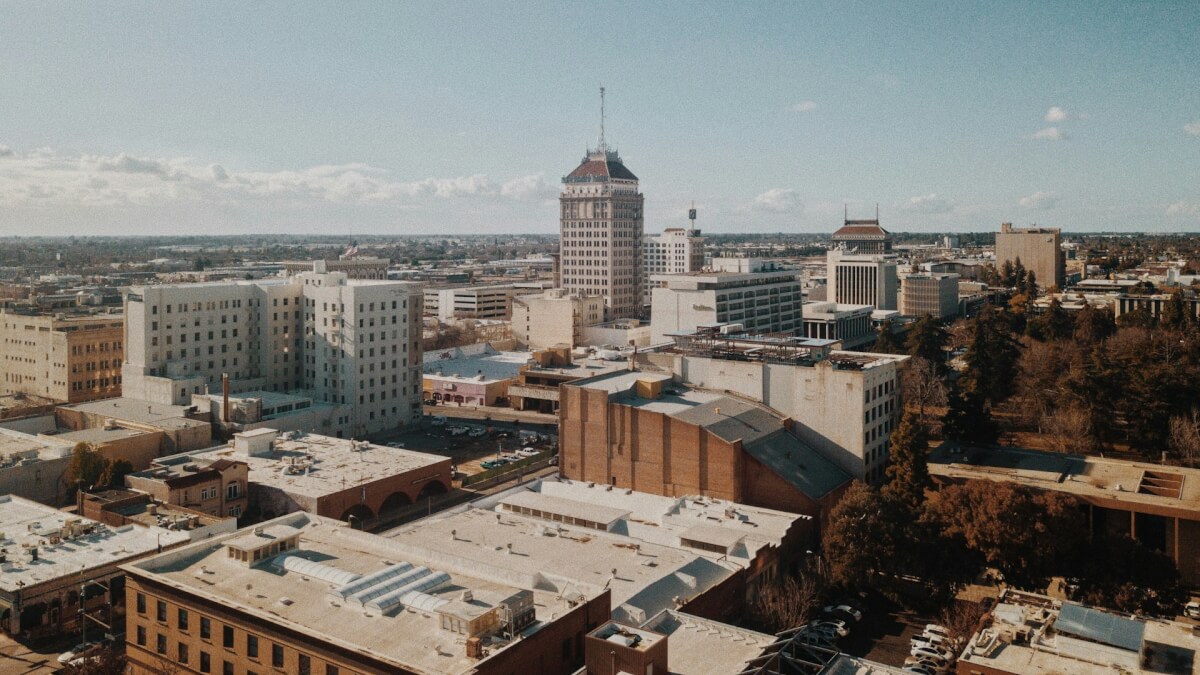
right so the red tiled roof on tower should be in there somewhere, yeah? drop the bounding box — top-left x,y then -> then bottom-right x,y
566,154 -> 638,181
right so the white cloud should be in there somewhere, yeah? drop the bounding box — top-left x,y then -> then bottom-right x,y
1185,121 -> 1200,136
0,147 -> 555,209
1031,127 -> 1067,141
1019,191 -> 1061,210
898,193 -> 955,214
751,188 -> 802,213
1045,106 -> 1069,122
791,100 -> 818,113
1166,201 -> 1200,218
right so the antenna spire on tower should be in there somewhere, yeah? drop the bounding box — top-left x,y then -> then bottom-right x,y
598,86 -> 607,152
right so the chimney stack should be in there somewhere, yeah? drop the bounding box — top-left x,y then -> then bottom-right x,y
222,373 -> 231,421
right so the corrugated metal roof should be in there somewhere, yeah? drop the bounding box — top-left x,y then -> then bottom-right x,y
1054,602 -> 1145,652
743,432 -> 852,501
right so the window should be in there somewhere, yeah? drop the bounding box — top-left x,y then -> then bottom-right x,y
227,482 -> 239,500
200,617 -> 211,639
299,654 -> 311,675
179,642 -> 189,664
156,600 -> 167,622
272,644 -> 284,668
223,625 -> 234,648
157,634 -> 167,654
247,634 -> 258,659
224,662 -> 234,675
326,666 -> 339,675
136,593 -> 146,614
136,625 -> 146,646
200,651 -> 211,673
178,608 -> 189,631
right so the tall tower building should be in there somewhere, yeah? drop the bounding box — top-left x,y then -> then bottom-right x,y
559,88 -> 645,320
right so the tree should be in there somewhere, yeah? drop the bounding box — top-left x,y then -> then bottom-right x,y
942,388 -> 997,446
749,572 -> 822,633
882,412 -> 931,513
1169,409 -> 1200,467
1117,305 -> 1155,329
935,601 -> 987,649
1044,404 -> 1093,454
1160,290 -> 1193,330
902,356 -> 948,427
100,459 -> 134,488
873,320 -> 904,354
1031,297 -> 1073,341
1074,302 -> 1115,344
924,480 -> 1086,587
65,443 -> 108,495
822,482 -> 900,590
961,306 -> 1020,405
906,315 -> 947,375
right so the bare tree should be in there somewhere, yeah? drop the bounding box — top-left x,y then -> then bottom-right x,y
935,600 -> 987,648
750,573 -> 821,633
1169,409 -> 1200,467
902,356 -> 948,427
1045,405 -> 1093,454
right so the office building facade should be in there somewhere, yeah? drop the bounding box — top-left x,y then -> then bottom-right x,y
0,309 -> 124,403
995,222 -> 1065,289
826,250 -> 899,310
649,259 -> 803,343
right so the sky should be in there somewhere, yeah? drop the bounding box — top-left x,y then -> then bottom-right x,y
1,1 -> 1198,236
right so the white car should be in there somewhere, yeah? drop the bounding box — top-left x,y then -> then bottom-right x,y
906,656 -> 950,674
924,624 -> 951,638
824,604 -> 863,621
1186,601 -> 1200,619
58,643 -> 98,665
514,447 -> 540,458
911,645 -> 953,662
468,427 -> 487,438
447,426 -> 469,436
912,633 -> 947,649
903,666 -> 935,675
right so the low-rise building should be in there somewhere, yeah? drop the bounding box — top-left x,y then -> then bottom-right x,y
0,494 -> 191,638
423,283 -> 549,321
801,301 -> 875,349
899,272 -> 959,319
930,443 -> 1200,585
507,348 -> 630,413
0,308 -> 124,403
559,369 -> 852,522
1114,292 -> 1200,322
958,589 -> 1200,675
511,288 -> 605,350
281,256 -> 390,280
78,488 -> 237,540
582,318 -> 653,348
123,511 -> 611,675
133,429 -> 452,523
649,258 -> 803,343
422,343 -> 531,406
56,396 -> 213,455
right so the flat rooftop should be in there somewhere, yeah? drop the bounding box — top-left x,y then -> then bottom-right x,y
641,610 -> 776,675
125,512 -> 577,675
185,433 -> 450,500
60,397 -> 209,431
423,348 -> 532,384
84,489 -> 227,530
385,478 -> 795,625
960,590 -> 1200,675
0,495 -> 190,593
51,427 -> 150,445
522,357 -> 630,379
0,427 -> 73,463
930,443 -> 1200,517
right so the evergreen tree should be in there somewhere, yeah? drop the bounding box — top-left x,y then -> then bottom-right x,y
1116,305 -> 1155,329
882,412 -> 931,513
942,387 -> 997,445
1074,302 -> 1116,344
873,320 -> 904,354
1161,291 -> 1192,330
962,306 -> 1020,404
905,315 -> 947,374
1023,269 -> 1038,298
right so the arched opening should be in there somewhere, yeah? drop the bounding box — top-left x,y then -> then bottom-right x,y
339,503 -> 375,527
416,480 -> 448,501
379,491 -> 413,515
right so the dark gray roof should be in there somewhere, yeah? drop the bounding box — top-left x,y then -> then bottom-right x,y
744,431 -> 851,501
671,398 -> 780,446
673,397 -> 851,501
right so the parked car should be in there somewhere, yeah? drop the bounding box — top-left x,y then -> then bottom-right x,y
911,633 -> 947,650
810,619 -> 849,638
386,441 -> 404,448
1186,601 -> 1200,619
430,416 -> 447,427
515,447 -> 540,458
906,655 -> 950,673
447,426 -> 469,436
58,643 -> 99,665
467,427 -> 487,438
910,645 -> 953,662
548,455 -> 559,466
902,666 -> 935,675
823,604 -> 863,621
924,624 -> 951,639
481,458 -> 510,470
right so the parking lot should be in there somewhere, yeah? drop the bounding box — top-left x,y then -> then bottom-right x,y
370,416 -> 557,479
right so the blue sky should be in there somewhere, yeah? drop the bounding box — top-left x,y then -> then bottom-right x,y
1,1 -> 1198,235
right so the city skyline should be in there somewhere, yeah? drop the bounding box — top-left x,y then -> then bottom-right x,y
1,1 -> 1199,236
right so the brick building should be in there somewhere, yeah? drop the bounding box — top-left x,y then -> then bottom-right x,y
0,308 -> 124,403
558,369 -> 851,524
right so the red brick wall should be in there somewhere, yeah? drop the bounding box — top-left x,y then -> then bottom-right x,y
477,591 -> 611,675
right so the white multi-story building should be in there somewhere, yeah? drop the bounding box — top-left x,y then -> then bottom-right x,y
649,258 -> 802,343
668,328 -> 908,482
801,301 -> 875,348
643,226 -> 705,304
559,96 -> 644,321
122,271 -> 423,437
826,249 -> 899,310
421,282 -> 548,321
510,288 -> 605,350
